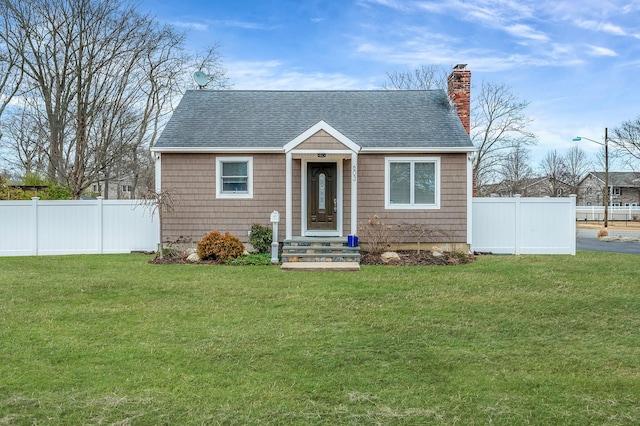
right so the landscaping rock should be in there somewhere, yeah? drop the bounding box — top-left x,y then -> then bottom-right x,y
381,251 -> 401,264
186,253 -> 200,263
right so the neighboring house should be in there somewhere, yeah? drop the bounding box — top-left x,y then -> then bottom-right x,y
151,65 -> 476,251
481,177 -> 573,198
578,172 -> 640,206
90,175 -> 148,199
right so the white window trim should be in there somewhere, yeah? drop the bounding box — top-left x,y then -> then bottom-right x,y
385,156 -> 440,210
216,156 -> 253,199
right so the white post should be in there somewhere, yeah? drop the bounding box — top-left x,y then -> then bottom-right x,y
97,196 -> 104,254
154,153 -> 162,192
514,195 -> 521,255
31,197 -> 39,256
466,153 -> 474,247
285,152 -> 292,240
569,195 -> 577,255
270,210 -> 280,263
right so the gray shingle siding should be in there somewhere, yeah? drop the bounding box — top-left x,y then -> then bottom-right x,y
153,90 -> 474,150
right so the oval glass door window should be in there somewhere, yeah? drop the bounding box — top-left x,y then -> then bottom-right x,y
319,173 -> 326,210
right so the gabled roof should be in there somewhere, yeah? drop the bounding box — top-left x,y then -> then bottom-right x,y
583,172 -> 640,187
152,90 -> 475,152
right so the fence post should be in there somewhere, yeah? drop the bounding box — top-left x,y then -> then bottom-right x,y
514,195 -> 521,255
31,197 -> 39,255
97,197 -> 104,254
569,195 -> 577,255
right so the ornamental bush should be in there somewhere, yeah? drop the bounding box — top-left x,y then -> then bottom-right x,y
197,230 -> 223,260
213,232 -> 245,262
197,230 -> 245,261
248,223 -> 272,254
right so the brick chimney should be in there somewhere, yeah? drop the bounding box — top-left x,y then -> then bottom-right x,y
447,64 -> 471,135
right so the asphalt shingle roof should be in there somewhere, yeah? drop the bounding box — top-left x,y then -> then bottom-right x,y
588,172 -> 640,187
153,90 -> 474,150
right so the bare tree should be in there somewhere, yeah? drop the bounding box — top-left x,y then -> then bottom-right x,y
564,145 -> 591,195
612,115 -> 640,168
539,150 -> 567,196
383,67 -> 537,188
471,82 -> 537,188
496,143 -> 533,196
383,64 -> 448,90
1,104 -> 48,175
0,0 -> 228,198
193,44 -> 230,90
0,3 -> 24,133
139,189 -> 177,258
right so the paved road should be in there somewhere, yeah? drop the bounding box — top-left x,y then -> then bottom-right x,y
576,228 -> 640,254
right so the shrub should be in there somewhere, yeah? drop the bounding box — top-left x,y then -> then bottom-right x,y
358,215 -> 393,253
249,223 -> 272,254
197,230 -> 223,260
448,246 -> 471,264
597,228 -> 609,238
213,232 -> 245,262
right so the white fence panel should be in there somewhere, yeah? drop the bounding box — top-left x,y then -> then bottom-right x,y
37,200 -> 101,255
472,196 -> 576,255
102,201 -> 158,254
471,198 -> 517,254
576,206 -> 640,222
0,198 -> 158,257
0,200 -> 35,256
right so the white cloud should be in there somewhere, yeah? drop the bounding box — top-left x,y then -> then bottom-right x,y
575,19 -> 627,36
214,20 -> 275,30
226,60 -> 363,90
587,45 -> 618,57
173,21 -> 208,31
505,24 -> 549,42
357,0 -> 410,11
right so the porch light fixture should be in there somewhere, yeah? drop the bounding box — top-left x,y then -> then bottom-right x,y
573,128 -> 609,227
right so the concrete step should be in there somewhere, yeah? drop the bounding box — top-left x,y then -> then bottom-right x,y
281,262 -> 360,271
281,237 -> 361,266
281,252 -> 361,262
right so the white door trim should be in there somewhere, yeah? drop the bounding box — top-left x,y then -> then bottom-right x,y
302,160 -> 343,237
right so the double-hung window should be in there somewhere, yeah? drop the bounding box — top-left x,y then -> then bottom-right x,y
216,157 -> 253,199
385,157 -> 440,209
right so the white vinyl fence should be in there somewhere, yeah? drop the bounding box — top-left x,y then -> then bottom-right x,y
576,205 -> 640,222
0,198 -> 158,257
472,195 -> 576,255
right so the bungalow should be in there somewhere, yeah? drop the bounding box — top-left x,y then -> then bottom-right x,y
151,65 -> 476,258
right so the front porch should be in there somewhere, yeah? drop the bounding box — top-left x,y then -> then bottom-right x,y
280,237 -> 360,271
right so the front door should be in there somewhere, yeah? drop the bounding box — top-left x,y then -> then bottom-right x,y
307,162 -> 337,231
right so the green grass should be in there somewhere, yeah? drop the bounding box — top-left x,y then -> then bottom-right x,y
1,252 -> 639,424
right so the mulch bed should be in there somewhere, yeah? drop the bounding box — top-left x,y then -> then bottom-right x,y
148,253 -> 220,265
360,250 -> 474,266
148,250 -> 475,266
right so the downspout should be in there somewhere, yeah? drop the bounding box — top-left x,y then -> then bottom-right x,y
467,152 -> 474,248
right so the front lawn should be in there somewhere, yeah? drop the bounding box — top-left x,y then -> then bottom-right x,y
1,252 -> 638,424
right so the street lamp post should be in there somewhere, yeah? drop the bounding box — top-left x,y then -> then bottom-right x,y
573,128 -> 609,227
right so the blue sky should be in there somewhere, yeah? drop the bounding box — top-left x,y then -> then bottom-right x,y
140,0 -> 640,169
